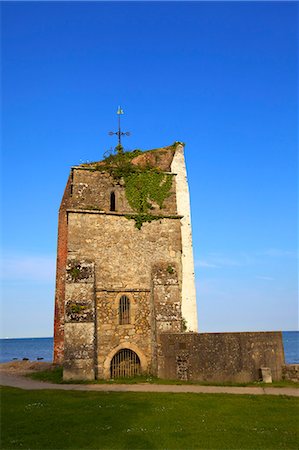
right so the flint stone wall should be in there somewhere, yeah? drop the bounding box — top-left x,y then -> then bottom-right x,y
96,290 -> 152,378
158,332 -> 285,382
282,364 -> 299,382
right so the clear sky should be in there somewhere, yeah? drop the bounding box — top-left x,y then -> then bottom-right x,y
1,1 -> 298,338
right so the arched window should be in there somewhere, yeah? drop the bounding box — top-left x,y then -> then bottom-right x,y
119,295 -> 130,325
110,191 -> 116,211
110,349 -> 140,378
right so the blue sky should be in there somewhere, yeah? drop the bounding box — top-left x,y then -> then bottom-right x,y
1,1 -> 298,338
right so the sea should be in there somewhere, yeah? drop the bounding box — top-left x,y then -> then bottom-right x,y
0,331 -> 298,364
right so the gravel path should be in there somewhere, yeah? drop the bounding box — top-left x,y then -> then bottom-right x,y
1,372 -> 298,397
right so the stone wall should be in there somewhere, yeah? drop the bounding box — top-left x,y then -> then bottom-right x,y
70,165 -> 177,216
131,146 -> 176,171
66,212 -> 183,378
53,175 -> 72,364
282,364 -> 299,382
54,144 -> 196,379
63,260 -> 96,380
67,212 -> 182,291
96,290 -> 152,378
158,332 -> 285,382
153,264 -> 182,334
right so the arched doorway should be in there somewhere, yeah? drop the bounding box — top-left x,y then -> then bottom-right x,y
110,349 -> 141,378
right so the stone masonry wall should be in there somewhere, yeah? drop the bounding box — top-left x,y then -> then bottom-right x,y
53,175 -> 72,364
96,290 -> 152,378
158,332 -> 285,382
54,145 -> 188,377
152,264 -> 182,375
66,212 -> 183,378
71,168 -> 177,215
67,213 -> 182,291
282,364 -> 299,382
63,260 -> 96,380
153,264 -> 182,334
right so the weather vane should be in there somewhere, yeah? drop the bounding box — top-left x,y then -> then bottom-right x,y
109,106 -> 131,152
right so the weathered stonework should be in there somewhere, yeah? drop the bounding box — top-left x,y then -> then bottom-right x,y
71,166 -> 177,215
282,364 -> 299,382
54,142 -> 285,382
157,332 -> 285,382
54,144 -> 188,380
63,322 -> 95,380
96,290 -> 152,378
63,259 -> 96,380
153,263 -> 182,333
53,176 -> 72,364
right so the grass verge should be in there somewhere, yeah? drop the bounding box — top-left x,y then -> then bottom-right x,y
1,386 -> 298,450
27,366 -> 299,388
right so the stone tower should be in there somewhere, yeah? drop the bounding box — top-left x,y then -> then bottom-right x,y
53,142 -> 197,380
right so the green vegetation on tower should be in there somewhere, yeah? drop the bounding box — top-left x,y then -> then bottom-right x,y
99,145 -> 174,229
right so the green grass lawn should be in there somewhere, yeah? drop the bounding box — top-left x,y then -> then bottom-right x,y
28,366 -> 299,388
1,386 -> 298,450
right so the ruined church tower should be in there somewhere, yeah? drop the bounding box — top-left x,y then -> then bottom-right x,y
53,142 -> 197,380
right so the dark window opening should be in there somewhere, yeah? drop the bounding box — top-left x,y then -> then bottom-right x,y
119,295 -> 130,325
110,191 -> 116,211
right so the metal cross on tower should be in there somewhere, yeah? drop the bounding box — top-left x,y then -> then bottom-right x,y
109,106 -> 131,152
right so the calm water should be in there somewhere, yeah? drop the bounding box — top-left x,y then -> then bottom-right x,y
0,337 -> 53,363
0,332 -> 298,364
282,331 -> 299,364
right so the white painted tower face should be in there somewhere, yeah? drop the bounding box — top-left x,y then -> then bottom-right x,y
171,144 -> 198,331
